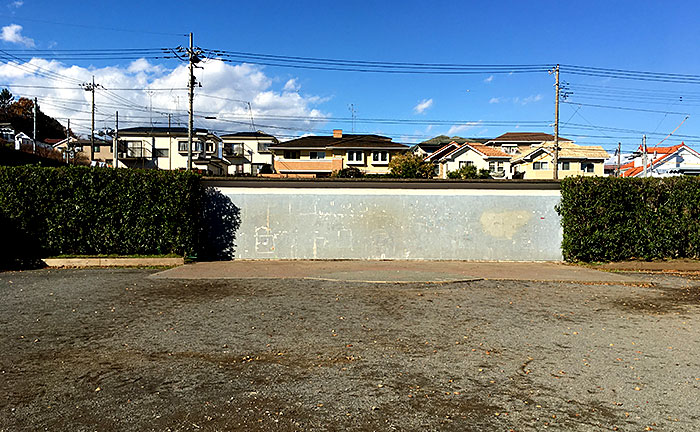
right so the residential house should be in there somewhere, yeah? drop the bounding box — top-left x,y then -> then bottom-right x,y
268,129 -> 408,177
433,142 -> 512,179
116,126 -> 229,175
620,142 -> 700,177
412,136 -> 488,157
0,123 -> 15,143
511,143 -> 609,179
52,136 -> 113,165
484,132 -> 573,156
220,131 -> 278,175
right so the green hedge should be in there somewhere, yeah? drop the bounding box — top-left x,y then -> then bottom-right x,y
557,176 -> 700,262
0,166 -> 203,265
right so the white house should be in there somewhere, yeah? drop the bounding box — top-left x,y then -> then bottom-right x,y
621,142 -> 700,177
220,131 -> 278,175
437,143 -> 512,179
116,126 -> 230,175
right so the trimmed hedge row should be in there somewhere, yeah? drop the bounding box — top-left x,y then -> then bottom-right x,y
0,166 -> 204,264
558,176 -> 700,262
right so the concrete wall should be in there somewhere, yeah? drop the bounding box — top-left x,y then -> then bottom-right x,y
208,180 -> 563,261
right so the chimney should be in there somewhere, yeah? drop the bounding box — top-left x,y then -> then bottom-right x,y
333,129 -> 343,138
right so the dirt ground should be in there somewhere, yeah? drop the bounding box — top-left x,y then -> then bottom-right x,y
1,268 -> 699,431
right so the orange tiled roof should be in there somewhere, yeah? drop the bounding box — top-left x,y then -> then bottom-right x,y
470,144 -> 511,157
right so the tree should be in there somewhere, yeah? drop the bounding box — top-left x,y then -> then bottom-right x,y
0,97 -> 66,141
0,88 -> 13,112
388,152 -> 435,178
446,164 -> 491,179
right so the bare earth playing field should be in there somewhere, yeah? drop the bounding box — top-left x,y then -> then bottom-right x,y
1,268 -> 698,431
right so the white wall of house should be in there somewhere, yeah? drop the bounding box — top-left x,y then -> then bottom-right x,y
221,136 -> 276,175
441,148 -> 511,179
116,132 -> 225,174
631,147 -> 700,177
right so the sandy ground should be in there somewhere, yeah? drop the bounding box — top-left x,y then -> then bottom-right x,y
1,268 -> 699,431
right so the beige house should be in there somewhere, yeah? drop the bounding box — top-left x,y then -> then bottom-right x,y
435,142 -> 512,179
220,131 -> 279,175
268,129 -> 408,177
511,144 -> 609,179
52,136 -> 113,166
116,127 -> 230,175
484,132 -> 573,156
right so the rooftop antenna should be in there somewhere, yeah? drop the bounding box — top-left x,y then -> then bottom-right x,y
348,103 -> 357,133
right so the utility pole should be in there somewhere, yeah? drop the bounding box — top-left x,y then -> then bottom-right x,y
32,97 -> 37,153
642,135 -> 648,177
66,118 -> 70,163
617,142 -> 621,177
81,76 -> 101,163
168,113 -> 172,170
113,111 -> 119,168
552,64 -> 560,180
187,32 -> 195,170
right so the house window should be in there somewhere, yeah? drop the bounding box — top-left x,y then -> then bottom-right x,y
284,150 -> 300,159
206,142 -> 215,152
155,148 -> 169,158
178,141 -> 203,152
533,161 -> 549,170
459,161 -> 474,168
497,161 -> 504,172
560,161 -> 570,170
582,162 -> 595,173
310,151 -> 326,159
489,161 -> 496,171
347,150 -> 364,163
372,151 -> 389,163
258,142 -> 270,152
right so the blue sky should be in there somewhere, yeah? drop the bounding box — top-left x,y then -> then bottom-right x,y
1,0 -> 699,153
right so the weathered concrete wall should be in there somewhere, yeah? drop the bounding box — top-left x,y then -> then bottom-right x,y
211,181 -> 562,261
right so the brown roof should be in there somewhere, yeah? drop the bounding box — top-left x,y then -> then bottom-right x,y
513,145 -> 608,163
490,132 -> 572,142
270,134 -> 406,150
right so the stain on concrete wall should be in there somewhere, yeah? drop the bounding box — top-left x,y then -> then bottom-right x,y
216,187 -> 562,261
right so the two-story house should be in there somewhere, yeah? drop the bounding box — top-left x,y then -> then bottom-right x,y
620,142 -> 700,177
116,127 -> 229,175
484,132 -> 573,156
510,143 -> 609,179
268,129 -> 408,177
220,131 -> 278,175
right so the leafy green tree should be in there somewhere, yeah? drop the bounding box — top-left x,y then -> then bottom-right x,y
388,152 -> 434,178
446,164 -> 491,179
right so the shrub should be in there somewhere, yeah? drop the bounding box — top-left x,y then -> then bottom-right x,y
446,165 -> 491,179
557,176 -> 700,262
332,166 -> 364,178
388,153 -> 434,178
0,166 -> 204,260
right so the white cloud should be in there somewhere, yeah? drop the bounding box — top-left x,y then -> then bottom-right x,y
10,1 -> 23,8
1,24 -> 34,47
447,121 -> 481,135
0,58 -> 328,137
413,98 -> 433,114
489,97 -> 500,104
520,94 -> 543,105
425,124 -> 433,133
484,75 -> 494,83
127,58 -> 164,75
283,78 -> 300,92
